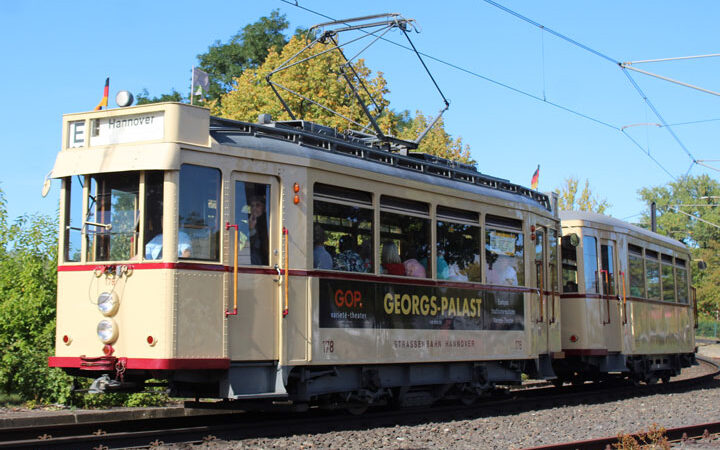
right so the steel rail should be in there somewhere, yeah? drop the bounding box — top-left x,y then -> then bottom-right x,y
1,357 -> 716,449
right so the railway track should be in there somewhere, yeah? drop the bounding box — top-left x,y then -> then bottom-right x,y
1,357 -> 717,449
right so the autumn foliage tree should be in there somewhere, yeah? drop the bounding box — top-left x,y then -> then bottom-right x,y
554,176 -> 610,214
213,34 -> 472,162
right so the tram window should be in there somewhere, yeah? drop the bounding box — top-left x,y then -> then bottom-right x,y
583,236 -> 599,294
235,181 -> 271,266
178,165 -> 221,261
534,228 -> 545,290
143,172 -> 164,260
485,216 -> 524,286
313,200 -> 373,273
645,250 -> 660,300
85,172 -> 139,262
63,176 -> 84,262
436,206 -> 481,282
676,260 -> 689,304
380,209 -> 430,278
561,235 -> 578,293
661,255 -> 675,302
628,245 -> 645,297
549,229 -> 559,293
601,243 -> 615,295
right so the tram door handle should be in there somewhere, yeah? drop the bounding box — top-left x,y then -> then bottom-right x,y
274,264 -> 283,284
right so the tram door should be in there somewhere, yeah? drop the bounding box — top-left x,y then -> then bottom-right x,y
600,239 -> 621,351
534,227 -> 550,354
227,173 -> 281,361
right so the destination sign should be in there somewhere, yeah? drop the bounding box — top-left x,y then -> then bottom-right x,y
87,112 -> 165,146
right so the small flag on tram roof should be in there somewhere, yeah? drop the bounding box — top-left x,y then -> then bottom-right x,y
94,77 -> 109,111
531,165 -> 540,190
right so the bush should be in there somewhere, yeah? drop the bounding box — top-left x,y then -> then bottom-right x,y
697,318 -> 720,339
0,190 -> 169,408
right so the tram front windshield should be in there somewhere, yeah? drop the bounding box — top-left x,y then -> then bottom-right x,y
64,171 -> 164,263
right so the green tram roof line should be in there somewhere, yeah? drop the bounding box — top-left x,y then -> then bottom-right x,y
209,116 -> 551,212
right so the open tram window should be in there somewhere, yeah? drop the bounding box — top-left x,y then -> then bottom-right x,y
561,234 -> 578,293
380,196 -> 430,278
436,206 -> 481,282
661,254 -> 675,302
63,176 -> 84,262
178,164 -> 221,261
485,215 -> 524,286
235,181 -> 271,266
628,244 -> 645,298
85,172 -> 139,262
143,171 -> 164,260
676,258 -> 689,304
645,249 -> 661,300
313,184 -> 373,273
601,243 -> 615,295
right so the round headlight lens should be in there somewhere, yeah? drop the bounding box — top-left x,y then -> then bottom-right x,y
97,319 -> 118,344
97,292 -> 119,316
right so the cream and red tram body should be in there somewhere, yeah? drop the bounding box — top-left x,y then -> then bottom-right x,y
49,103 -> 566,405
556,211 -> 696,384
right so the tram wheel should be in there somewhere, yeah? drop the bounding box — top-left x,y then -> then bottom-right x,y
661,376 -> 671,384
460,393 -> 478,406
646,376 -> 658,385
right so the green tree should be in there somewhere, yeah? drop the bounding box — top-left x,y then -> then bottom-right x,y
136,10 -> 290,105
554,176 -> 610,213
136,89 -> 184,105
198,9 -> 289,101
638,175 -> 720,316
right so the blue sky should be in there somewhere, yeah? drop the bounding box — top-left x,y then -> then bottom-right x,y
1,1 -> 717,223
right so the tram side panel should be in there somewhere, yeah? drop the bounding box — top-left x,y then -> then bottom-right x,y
627,301 -> 694,356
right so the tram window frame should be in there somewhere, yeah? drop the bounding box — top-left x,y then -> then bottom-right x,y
235,181 -> 272,266
660,254 -> 675,302
85,172 -> 140,262
645,249 -> 661,300
436,206 -> 481,282
582,236 -> 599,294
676,258 -> 689,304
485,215 -> 524,287
380,195 -> 431,278
600,243 -> 615,296
313,184 -> 374,273
549,229 -> 559,294
628,244 -> 645,298
63,176 -> 84,262
561,235 -> 579,293
142,171 -> 165,261
178,164 -> 221,262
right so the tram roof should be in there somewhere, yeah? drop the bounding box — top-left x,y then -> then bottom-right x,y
210,116 -> 552,212
559,210 -> 686,249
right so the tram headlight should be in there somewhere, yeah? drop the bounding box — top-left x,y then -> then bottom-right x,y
97,292 -> 119,316
97,319 -> 118,344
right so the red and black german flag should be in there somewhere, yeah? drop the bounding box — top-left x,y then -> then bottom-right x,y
531,165 -> 540,190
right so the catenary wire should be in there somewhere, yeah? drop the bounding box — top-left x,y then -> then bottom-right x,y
280,0 -> 693,179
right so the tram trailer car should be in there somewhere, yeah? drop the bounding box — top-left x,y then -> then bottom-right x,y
49,103 -> 566,409
555,211 -> 697,385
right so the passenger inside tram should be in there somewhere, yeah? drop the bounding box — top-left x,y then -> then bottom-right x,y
381,241 -> 405,276
144,231 -> 192,259
248,196 -> 269,266
313,224 -> 333,269
333,236 -> 367,272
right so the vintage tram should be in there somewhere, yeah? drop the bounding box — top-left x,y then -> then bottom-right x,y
555,211 -> 696,384
48,102 -> 564,408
